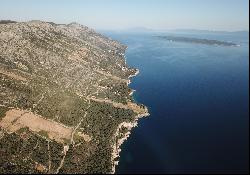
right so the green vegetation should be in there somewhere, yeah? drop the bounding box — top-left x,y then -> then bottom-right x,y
0,106 -> 8,119
0,20 -> 145,174
16,127 -> 29,134
0,131 -> 45,173
38,130 -> 49,138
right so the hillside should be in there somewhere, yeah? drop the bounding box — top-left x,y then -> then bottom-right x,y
0,20 -> 148,174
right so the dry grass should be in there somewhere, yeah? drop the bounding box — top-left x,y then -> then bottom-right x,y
87,97 -> 146,114
0,69 -> 27,81
0,109 -> 72,143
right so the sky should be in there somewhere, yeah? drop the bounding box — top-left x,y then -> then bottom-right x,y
0,0 -> 249,31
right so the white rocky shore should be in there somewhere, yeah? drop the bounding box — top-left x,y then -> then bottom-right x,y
128,69 -> 140,79
110,110 -> 150,174
110,68 -> 150,174
127,69 -> 140,86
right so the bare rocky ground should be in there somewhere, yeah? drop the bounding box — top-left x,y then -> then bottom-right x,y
0,20 -> 148,173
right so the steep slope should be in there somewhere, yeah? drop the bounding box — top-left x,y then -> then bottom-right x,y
0,21 -> 148,173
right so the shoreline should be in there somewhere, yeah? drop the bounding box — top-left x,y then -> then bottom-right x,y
126,69 -> 139,86
128,68 -> 140,79
110,66 -> 149,174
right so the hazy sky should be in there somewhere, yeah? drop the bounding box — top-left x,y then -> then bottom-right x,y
0,0 -> 249,31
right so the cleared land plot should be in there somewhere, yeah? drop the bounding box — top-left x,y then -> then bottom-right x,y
0,69 -> 27,81
0,109 -> 92,143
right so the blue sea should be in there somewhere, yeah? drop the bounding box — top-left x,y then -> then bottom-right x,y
103,30 -> 249,174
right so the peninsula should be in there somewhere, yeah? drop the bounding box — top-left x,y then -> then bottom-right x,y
0,20 -> 149,173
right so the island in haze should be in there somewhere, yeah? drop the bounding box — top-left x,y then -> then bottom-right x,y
0,20 -> 149,174
156,35 -> 239,46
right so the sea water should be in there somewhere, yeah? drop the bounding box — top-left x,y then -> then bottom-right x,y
103,31 -> 249,174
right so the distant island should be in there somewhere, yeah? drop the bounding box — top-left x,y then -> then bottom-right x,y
156,36 -> 239,46
0,20 -> 17,24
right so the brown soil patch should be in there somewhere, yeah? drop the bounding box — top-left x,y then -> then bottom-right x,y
35,163 -> 47,173
77,131 -> 92,142
87,97 -> 146,114
0,69 -> 27,81
95,70 -> 128,83
0,109 -> 73,143
68,47 -> 89,63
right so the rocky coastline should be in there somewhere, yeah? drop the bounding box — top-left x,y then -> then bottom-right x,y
110,66 -> 149,174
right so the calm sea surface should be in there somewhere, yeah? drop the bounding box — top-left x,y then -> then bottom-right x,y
103,31 -> 249,174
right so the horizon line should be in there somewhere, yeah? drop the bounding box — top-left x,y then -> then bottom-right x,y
1,19 -> 249,33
